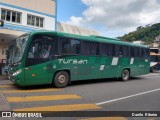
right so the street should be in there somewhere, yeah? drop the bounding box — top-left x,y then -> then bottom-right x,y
0,72 -> 160,120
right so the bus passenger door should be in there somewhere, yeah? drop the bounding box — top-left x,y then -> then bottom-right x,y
25,35 -> 56,85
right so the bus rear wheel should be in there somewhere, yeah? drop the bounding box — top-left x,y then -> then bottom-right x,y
53,71 -> 69,88
121,69 -> 130,81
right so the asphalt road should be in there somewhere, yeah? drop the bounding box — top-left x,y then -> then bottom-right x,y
0,72 -> 160,120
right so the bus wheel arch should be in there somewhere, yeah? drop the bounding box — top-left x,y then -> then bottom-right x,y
121,68 -> 130,81
53,70 -> 70,88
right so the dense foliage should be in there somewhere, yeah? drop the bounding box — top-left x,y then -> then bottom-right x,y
118,23 -> 160,44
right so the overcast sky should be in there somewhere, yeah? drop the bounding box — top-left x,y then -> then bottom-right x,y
57,0 -> 160,38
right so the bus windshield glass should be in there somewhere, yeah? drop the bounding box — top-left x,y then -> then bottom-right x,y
11,34 -> 29,64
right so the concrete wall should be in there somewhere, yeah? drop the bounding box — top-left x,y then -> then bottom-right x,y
0,43 -> 7,60
0,0 -> 55,15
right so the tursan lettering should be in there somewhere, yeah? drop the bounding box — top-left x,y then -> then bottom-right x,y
58,59 -> 88,64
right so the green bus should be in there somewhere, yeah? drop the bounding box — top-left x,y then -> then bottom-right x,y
8,31 -> 150,88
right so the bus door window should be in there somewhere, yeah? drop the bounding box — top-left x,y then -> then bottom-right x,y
26,35 -> 56,67
28,44 -> 35,58
39,44 -> 52,58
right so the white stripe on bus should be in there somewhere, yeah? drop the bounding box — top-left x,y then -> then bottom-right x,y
111,57 -> 119,66
130,58 -> 134,65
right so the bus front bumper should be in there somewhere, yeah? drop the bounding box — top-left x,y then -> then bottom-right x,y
8,73 -> 25,86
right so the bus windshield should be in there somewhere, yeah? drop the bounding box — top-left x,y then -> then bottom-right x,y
11,34 -> 29,64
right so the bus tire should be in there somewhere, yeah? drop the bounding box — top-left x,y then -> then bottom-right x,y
53,71 -> 69,88
121,69 -> 130,81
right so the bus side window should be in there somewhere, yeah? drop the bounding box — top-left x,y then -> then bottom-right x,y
82,41 -> 91,56
100,43 -> 115,56
122,46 -> 130,57
100,44 -> 107,56
117,45 -> 122,56
135,47 -> 140,57
70,39 -> 81,55
61,38 -> 70,54
60,38 -> 81,55
145,48 -> 150,58
130,47 -> 135,57
117,45 -> 130,57
141,48 -> 145,58
90,42 -> 99,55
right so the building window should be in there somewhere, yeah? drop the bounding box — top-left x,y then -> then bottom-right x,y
27,15 -> 44,28
1,9 -> 21,23
2,49 -> 7,55
2,50 -> 4,55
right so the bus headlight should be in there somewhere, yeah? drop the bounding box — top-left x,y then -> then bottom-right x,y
13,69 -> 22,76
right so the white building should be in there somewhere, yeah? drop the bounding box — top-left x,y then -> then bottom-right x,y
0,0 -> 57,74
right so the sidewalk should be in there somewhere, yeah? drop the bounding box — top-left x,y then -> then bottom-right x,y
0,76 -> 12,112
0,75 -> 8,80
0,75 -> 11,85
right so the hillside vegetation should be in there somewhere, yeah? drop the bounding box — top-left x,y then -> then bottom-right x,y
118,23 -> 160,43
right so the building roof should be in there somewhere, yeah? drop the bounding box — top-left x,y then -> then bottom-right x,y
57,22 -> 99,36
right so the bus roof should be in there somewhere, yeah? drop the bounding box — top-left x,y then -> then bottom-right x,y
30,31 -> 148,48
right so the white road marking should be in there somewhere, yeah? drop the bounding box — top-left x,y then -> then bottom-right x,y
96,88 -> 160,105
146,76 -> 160,78
140,73 -> 160,77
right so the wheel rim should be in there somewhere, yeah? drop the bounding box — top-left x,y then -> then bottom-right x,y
123,70 -> 129,80
57,75 -> 66,84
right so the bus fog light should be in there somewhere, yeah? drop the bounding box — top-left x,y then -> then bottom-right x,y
13,69 -> 22,76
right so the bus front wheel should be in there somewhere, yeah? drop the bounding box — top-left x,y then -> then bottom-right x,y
53,71 -> 69,88
121,69 -> 130,81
